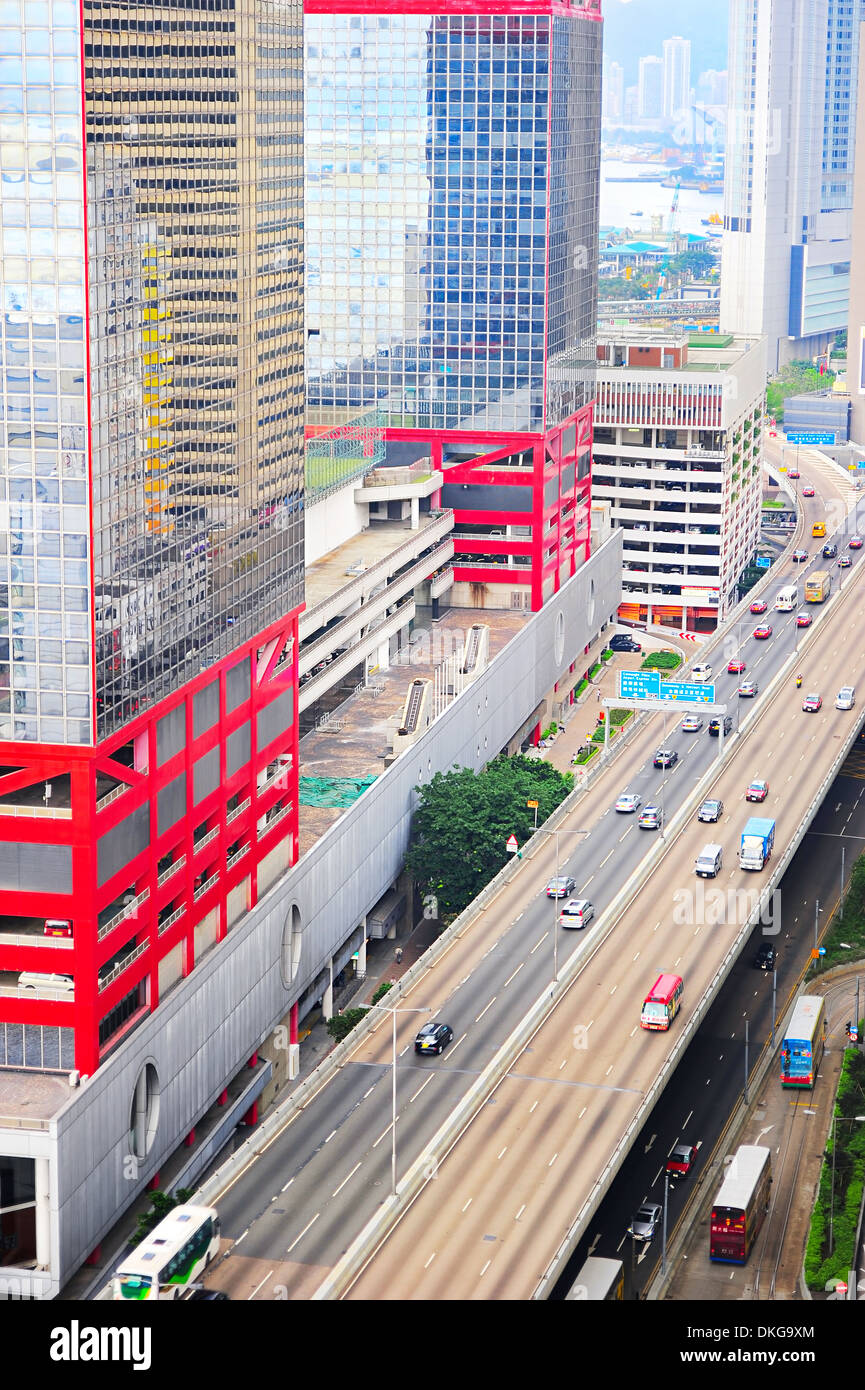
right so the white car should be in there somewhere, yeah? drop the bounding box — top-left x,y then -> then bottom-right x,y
691,664 -> 713,683
680,714 -> 703,732
836,686 -> 856,710
558,899 -> 594,929
614,793 -> 642,813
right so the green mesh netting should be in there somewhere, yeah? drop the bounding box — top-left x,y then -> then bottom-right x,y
299,775 -> 377,808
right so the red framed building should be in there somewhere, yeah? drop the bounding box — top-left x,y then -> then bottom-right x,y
304,0 -> 602,609
0,1 -> 305,1077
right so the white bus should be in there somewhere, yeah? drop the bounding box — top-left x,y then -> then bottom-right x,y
774,584 -> 797,611
114,1204 -> 220,1300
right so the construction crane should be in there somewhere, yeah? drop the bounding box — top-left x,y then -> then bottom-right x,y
666,180 -> 681,239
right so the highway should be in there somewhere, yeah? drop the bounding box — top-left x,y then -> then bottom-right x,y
201,449 -> 861,1300
551,735 -> 865,1298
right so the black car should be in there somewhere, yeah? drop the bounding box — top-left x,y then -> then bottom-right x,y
698,798 -> 724,822
653,748 -> 679,769
186,1289 -> 230,1301
708,715 -> 733,736
609,634 -> 642,653
415,1021 -> 454,1056
753,941 -> 776,971
822,542 -> 838,559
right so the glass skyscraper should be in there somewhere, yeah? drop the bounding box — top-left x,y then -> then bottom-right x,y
0,1 -> 304,1075
305,0 -> 602,610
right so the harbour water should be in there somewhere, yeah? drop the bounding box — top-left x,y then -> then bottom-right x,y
600,161 -> 724,238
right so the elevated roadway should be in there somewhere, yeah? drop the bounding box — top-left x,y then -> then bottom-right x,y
341,504 -> 865,1298
198,454 -> 860,1301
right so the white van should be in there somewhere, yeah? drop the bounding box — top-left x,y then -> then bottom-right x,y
17,972 -> 74,995
691,663 -> 713,683
695,844 -> 723,878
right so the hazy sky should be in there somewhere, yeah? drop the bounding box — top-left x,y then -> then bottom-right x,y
602,0 -> 729,84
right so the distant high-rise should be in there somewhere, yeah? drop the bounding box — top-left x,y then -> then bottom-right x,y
722,0 -> 860,373
604,60 -> 625,122
638,55 -> 663,122
662,36 -> 691,121
697,68 -> 728,108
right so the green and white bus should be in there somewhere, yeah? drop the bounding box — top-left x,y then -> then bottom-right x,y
114,1204 -> 221,1300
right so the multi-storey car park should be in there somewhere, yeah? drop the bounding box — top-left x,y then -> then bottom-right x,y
591,330 -> 767,632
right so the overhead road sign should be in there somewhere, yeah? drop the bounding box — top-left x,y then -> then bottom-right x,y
618,670 -> 660,700
755,557 -> 771,569
657,680 -> 716,703
785,432 -> 835,446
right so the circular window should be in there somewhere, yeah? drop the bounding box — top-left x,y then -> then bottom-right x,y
554,610 -> 565,665
129,1062 -> 160,1160
280,903 -> 303,987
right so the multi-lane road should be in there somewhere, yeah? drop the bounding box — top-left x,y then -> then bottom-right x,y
201,449 -> 862,1301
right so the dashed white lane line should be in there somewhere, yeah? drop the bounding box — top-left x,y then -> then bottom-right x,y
531,933 -> 548,954
480,1259 -> 492,1278
475,997 -> 497,1023
248,1270 -> 274,1301
498,1147 -> 508,1160
286,1212 -> 320,1255
332,1162 -> 362,1197
515,1205 -> 526,1221
410,1075 -> 434,1104
600,849 -> 614,868
504,963 -> 524,987
424,1252 -> 436,1269
548,1152 -> 559,1168
462,1197 -> 472,1212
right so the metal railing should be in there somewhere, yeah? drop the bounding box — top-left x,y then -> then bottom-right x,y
158,904 -> 186,937
157,854 -> 185,887
98,888 -> 150,942
226,797 -> 251,825
98,940 -> 148,992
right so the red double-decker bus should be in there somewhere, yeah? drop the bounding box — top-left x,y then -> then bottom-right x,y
709,1145 -> 772,1264
639,973 -> 683,1031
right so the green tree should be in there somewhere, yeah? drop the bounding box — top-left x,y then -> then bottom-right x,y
326,1008 -> 368,1044
406,756 -> 573,921
668,250 -> 715,279
134,1188 -> 194,1243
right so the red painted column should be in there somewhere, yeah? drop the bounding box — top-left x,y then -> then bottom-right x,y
147,1172 -> 160,1191
218,1088 -> 228,1106
184,1129 -> 195,1148
290,1000 -> 298,1046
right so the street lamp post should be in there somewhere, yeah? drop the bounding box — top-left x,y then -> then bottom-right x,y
814,898 -> 823,954
551,826 -> 592,982
369,1001 -> 430,1199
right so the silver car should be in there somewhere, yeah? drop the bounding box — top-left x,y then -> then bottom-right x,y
628,1202 -> 662,1242
558,898 -> 594,929
680,713 -> 703,732
836,686 -> 856,710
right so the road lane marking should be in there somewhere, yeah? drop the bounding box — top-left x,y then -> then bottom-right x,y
475,997 -> 497,1023
362,1086 -> 375,1100
372,1124 -> 394,1148
462,1197 -> 472,1212
583,875 -> 594,887
286,1212 -> 320,1255
504,963 -> 524,987
559,1058 -> 567,1071
480,1260 -> 492,1278
529,1100 -> 539,1113
531,932 -> 549,954
281,1179 -> 294,1193
410,1075 -> 434,1104
332,1162 -> 362,1197
424,1252 -> 436,1269
515,1205 -> 526,1221
633,950 -> 640,960
498,1147 -> 508,1160
448,1032 -> 467,1055
600,849 -> 614,867
548,1152 -> 558,1167
248,1270 -> 275,1301
609,984 -> 617,996
619,827 -> 633,841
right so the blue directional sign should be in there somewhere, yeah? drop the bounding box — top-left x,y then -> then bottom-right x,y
858,461 -> 865,470
785,432 -> 835,446
619,670 -> 660,700
755,556 -> 771,569
657,680 -> 716,704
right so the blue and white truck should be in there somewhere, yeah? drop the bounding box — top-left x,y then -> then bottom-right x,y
739,816 -> 775,871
